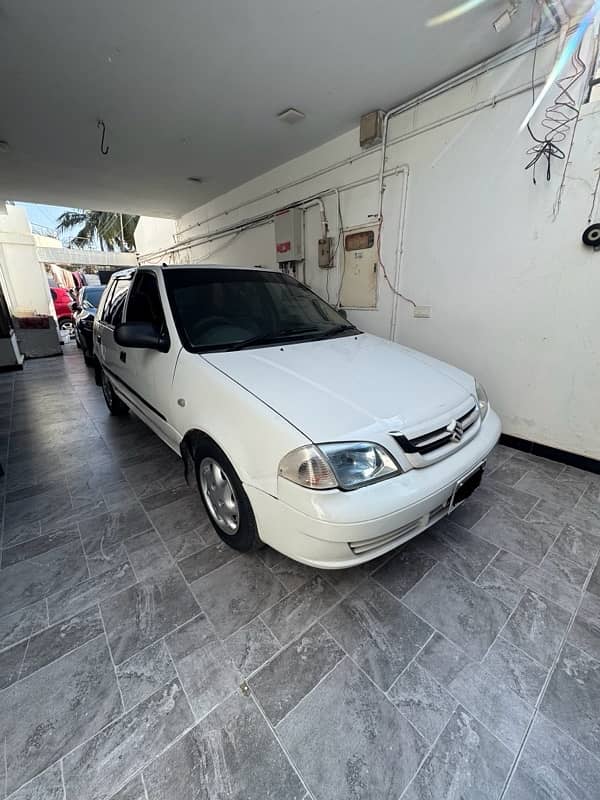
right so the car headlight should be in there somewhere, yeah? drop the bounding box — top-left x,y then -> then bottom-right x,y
475,380 -> 489,419
279,442 -> 402,491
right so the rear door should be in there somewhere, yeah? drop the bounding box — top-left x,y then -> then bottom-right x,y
95,275 -> 132,376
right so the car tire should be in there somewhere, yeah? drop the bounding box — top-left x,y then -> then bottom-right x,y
58,317 -> 74,333
194,440 -> 262,552
100,370 -> 128,416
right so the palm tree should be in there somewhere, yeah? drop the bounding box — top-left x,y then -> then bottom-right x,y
56,210 -> 139,252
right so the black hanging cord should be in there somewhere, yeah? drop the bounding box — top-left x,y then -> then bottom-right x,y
97,119 -> 110,156
525,39 -> 587,184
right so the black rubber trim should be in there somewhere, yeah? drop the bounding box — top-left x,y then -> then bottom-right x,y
104,365 -> 167,421
500,433 -> 600,476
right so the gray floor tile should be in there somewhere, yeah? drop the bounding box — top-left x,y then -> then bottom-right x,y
372,547 -> 436,598
519,563 -> 582,613
146,494 -> 207,545
492,548 -> 531,580
63,679 -> 194,800
0,600 -> 47,651
109,775 -> 146,800
79,503 -> 152,554
388,661 -> 456,744
588,559 -> 600,598
250,623 -> 344,725
124,529 -> 173,580
569,592 -> 600,662
321,579 -> 432,690
442,659 -> 533,752
482,636 -> 548,706
541,642 -> 600,757
503,589 -> 571,667
269,555 -> 319,591
402,706 -> 513,800
516,471 -> 585,509
261,575 -> 341,647
144,691 -> 304,800
548,523 -> 600,569
403,563 -> 509,659
478,478 -> 539,519
540,550 -> 589,590
278,658 -> 427,800
1,525 -> 79,568
417,632 -> 471,684
167,615 -> 240,719
406,518 -> 498,581
224,617 -> 280,676
473,504 -> 557,564
0,637 -> 27,690
320,565 -> 368,596
489,458 -> 531,487
178,541 -> 239,582
7,762 -> 64,800
0,636 -> 122,795
86,541 -> 129,577
47,560 -> 137,624
116,639 -> 176,710
17,606 -> 104,682
0,540 -> 88,617
504,714 -> 600,800
102,565 -> 200,664
475,564 -> 525,610
448,489 -> 493,529
191,557 -> 288,639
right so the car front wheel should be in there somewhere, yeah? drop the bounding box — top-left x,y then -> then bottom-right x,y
195,441 -> 261,551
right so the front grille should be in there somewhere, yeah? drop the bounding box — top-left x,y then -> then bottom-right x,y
348,502 -> 448,556
393,404 -> 479,458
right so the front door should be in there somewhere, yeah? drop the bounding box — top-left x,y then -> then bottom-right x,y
118,270 -> 181,450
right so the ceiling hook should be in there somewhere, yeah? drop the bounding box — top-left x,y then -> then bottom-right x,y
97,119 -> 110,156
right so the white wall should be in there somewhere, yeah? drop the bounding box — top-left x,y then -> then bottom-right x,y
135,216 -> 177,261
0,205 -> 53,316
136,34 -> 600,459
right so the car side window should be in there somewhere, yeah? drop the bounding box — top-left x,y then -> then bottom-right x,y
125,272 -> 166,330
100,278 -> 130,327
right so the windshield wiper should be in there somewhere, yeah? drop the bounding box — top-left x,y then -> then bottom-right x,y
320,323 -> 358,337
226,327 -> 322,351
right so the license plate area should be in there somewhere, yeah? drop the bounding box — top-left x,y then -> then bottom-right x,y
450,462 -> 485,510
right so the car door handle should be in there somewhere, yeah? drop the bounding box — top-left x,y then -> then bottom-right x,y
120,351 -> 126,363
96,334 -> 101,344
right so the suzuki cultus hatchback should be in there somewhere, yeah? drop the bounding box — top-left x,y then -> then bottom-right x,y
95,265 -> 501,568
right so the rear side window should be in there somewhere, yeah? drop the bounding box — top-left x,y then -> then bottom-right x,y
99,277 -> 131,326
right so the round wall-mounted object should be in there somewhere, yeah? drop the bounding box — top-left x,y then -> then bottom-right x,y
582,223 -> 600,247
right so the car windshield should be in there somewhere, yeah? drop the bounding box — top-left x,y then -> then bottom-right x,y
82,287 -> 104,307
163,268 -> 359,352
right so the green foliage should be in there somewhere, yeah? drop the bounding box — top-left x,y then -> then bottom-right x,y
56,210 -> 139,251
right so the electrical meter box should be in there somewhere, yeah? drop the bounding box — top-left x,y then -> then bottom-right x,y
340,224 -> 379,308
274,208 -> 304,263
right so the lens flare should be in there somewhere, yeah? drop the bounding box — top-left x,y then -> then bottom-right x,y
427,0 -> 492,27
520,3 -> 599,132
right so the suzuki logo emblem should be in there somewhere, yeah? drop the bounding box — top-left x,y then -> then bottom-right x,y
446,419 -> 464,442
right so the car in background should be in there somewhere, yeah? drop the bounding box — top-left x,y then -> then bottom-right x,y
94,265 -> 501,570
50,287 -> 74,334
72,285 -> 105,365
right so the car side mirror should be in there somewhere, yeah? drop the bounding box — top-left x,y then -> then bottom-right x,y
338,308 -> 348,320
114,322 -> 169,352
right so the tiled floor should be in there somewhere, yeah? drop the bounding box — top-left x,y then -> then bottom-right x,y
1,348 -> 600,800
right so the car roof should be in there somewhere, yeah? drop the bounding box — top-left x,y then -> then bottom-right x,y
107,264 -> 280,284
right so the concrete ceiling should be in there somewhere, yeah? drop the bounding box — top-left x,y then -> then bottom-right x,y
0,0 -> 536,218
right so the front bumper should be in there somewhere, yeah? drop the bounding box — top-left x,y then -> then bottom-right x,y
246,408 -> 501,569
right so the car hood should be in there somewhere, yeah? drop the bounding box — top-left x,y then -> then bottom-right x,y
203,333 -> 476,443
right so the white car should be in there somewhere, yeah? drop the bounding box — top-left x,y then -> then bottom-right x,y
94,265 -> 501,569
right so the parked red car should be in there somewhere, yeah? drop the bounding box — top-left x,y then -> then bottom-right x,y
50,287 -> 74,333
